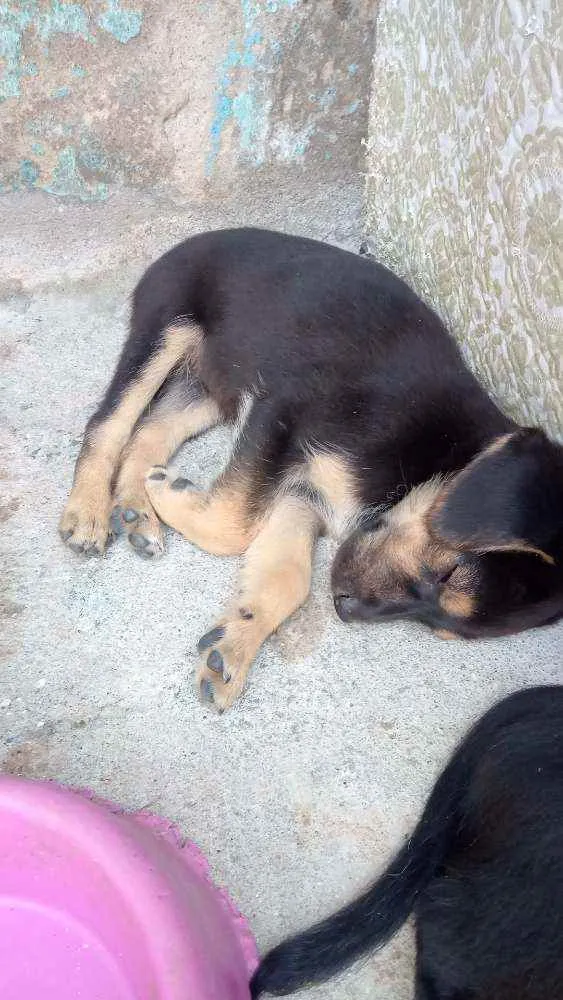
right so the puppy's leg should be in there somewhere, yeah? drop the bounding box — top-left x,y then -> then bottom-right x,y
113,374 -> 221,558
60,320 -> 201,555
145,462 -> 259,556
145,394 -> 297,557
195,495 -> 319,711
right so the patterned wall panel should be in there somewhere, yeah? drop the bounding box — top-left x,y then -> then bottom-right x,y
366,0 -> 562,440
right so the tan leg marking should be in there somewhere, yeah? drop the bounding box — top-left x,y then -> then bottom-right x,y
305,450 -> 359,534
433,628 -> 459,640
195,496 -> 320,711
114,397 -> 220,557
60,322 -> 201,554
145,465 -> 259,557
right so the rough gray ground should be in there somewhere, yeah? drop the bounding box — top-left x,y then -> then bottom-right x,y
1,189 -> 562,1000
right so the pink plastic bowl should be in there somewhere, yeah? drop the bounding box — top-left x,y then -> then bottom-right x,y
0,776 -> 257,999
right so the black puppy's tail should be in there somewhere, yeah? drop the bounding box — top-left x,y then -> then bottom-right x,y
250,687 -> 557,997
250,742 -> 472,997
250,761 -> 465,997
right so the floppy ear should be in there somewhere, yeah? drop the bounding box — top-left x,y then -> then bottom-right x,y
430,429 -> 563,565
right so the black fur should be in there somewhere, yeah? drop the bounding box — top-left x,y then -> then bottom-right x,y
250,686 -> 563,999
432,428 -> 563,559
102,228 -> 512,472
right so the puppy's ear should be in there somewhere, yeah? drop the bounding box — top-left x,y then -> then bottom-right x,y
430,429 -> 563,565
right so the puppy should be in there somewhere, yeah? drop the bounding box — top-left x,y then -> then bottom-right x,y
60,228 -> 563,710
250,685 -> 563,999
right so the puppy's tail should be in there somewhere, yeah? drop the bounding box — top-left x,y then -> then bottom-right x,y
250,742 -> 471,997
250,761 -> 464,997
250,686 -> 560,997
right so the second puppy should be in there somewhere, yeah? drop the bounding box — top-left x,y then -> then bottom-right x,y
251,685 -> 563,999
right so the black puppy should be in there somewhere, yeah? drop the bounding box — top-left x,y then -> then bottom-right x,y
60,228 -> 563,710
251,686 -> 563,999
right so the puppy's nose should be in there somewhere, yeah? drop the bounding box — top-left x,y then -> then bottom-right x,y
333,594 -> 362,621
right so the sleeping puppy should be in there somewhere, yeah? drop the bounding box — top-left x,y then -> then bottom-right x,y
59,228 -> 563,710
250,685 -> 563,999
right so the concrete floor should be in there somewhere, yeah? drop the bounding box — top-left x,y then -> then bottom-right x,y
1,189 -> 562,1000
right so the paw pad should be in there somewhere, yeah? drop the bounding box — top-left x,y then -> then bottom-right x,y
171,477 -> 194,491
197,626 -> 226,652
206,649 -> 224,674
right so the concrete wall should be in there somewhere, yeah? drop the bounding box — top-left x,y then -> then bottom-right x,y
1,0 -> 375,202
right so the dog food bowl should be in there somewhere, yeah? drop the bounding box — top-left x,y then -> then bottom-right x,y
0,776 -> 257,999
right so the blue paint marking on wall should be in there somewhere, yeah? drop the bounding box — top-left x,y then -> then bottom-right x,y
19,159 -> 40,187
1,1 -> 144,198
318,86 -> 336,112
98,1 -> 143,44
38,2 -> 90,41
205,0 -> 361,175
43,147 -> 109,201
0,3 -> 35,100
206,0 -> 302,175
1,1 -> 143,100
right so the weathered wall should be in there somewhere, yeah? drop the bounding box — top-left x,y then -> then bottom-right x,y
1,0 -> 375,202
365,0 -> 562,440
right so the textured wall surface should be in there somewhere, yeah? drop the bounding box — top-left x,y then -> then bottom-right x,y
1,0 -> 375,201
365,0 -> 562,439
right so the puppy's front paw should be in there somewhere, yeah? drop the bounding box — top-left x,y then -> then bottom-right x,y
59,489 -> 112,555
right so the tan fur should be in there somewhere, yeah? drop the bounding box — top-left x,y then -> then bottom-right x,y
434,628 -> 459,640
306,450 -> 359,534
387,479 -> 444,526
60,322 -> 202,552
383,479 -> 445,578
238,496 -> 319,630
347,478 -> 479,623
439,590 -> 476,619
89,322 -> 201,461
472,540 -> 555,566
480,432 -> 516,457
145,467 -> 260,557
390,483 -> 479,621
353,479 -> 448,583
195,496 -> 320,711
116,397 -> 220,509
113,395 -> 221,554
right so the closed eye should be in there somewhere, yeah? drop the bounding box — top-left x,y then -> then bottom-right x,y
408,563 -> 460,599
438,563 -> 460,585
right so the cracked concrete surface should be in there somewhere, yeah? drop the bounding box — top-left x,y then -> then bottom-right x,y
1,189 -> 562,1000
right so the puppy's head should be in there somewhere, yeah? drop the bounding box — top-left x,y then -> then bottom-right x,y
331,429 -> 563,638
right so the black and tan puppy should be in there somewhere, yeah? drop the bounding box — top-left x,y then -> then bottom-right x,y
250,685 -> 563,999
60,228 -> 563,710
